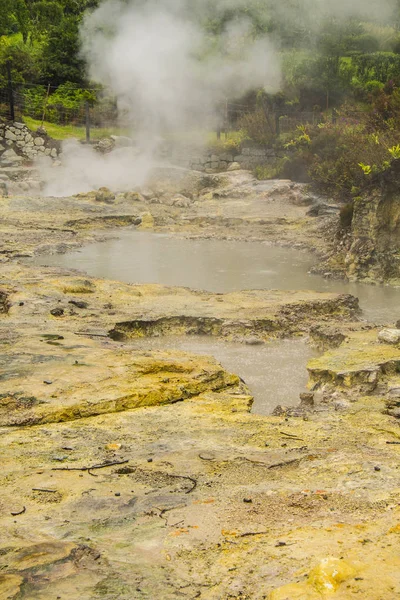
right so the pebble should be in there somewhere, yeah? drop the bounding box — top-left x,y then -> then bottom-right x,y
374,466 -> 381,472
243,498 -> 252,503
115,492 -> 121,497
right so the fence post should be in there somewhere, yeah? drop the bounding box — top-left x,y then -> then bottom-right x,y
6,61 -> 15,122
85,101 -> 90,143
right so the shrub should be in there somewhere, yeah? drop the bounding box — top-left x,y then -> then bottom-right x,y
237,107 -> 276,146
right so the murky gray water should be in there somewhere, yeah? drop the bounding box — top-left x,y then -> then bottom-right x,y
128,336 -> 318,415
35,229 -> 400,324
33,229 -> 400,414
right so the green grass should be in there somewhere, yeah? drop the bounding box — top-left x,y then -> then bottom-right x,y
23,116 -> 130,141
23,117 -> 243,150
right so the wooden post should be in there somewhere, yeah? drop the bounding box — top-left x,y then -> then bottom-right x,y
85,101 -> 90,143
6,61 -> 15,122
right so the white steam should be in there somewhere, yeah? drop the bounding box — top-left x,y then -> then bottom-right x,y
81,0 -> 280,131
41,0 -> 281,196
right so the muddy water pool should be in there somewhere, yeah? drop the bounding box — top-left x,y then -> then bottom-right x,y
33,229 -> 400,413
36,229 -> 400,324
127,336 -> 318,415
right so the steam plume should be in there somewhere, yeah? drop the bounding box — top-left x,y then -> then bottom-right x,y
42,0 -> 280,196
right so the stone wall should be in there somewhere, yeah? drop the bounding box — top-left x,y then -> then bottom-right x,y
95,136 -> 279,172
0,121 -> 60,167
165,145 -> 279,172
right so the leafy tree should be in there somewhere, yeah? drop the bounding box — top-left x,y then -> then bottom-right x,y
0,0 -> 16,37
40,15 -> 86,85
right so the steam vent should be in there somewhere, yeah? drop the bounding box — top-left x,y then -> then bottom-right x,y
1,1 -> 400,598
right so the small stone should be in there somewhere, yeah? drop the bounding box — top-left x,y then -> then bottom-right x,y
243,498 -> 252,503
105,443 -> 121,451
50,308 -> 64,317
374,466 -> 381,472
43,380 -> 53,385
115,492 -> 121,497
147,458 -> 153,463
34,137 -> 45,146
378,329 -> 400,345
69,300 -> 88,309
245,337 -> 264,346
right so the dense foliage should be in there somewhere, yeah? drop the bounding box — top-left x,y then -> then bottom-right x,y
2,0 -> 400,197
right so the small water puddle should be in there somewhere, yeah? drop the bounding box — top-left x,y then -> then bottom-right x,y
127,336 -> 318,415
34,229 -> 400,324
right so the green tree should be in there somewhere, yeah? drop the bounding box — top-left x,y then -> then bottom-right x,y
40,15 -> 85,85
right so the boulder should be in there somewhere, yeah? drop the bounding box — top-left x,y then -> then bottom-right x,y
5,130 -> 17,141
1,149 -> 23,165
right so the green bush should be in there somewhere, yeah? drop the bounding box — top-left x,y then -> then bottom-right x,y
237,107 -> 276,146
254,157 -> 289,180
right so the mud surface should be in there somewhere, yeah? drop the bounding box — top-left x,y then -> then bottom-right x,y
1,167 -> 400,599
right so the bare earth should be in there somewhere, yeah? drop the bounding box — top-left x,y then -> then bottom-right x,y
1,168 -> 400,600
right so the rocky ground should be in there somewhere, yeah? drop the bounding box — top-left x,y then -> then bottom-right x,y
1,165 -> 400,599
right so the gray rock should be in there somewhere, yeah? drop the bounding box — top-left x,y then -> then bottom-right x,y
5,130 -> 17,141
110,135 -> 133,148
14,122 -> 25,129
1,149 -> 23,164
34,137 -> 45,146
172,194 -> 191,207
227,162 -> 241,171
378,329 -> 400,344
50,148 -> 58,158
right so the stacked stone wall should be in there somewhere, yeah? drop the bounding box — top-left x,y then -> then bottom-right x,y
0,121 -> 60,167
